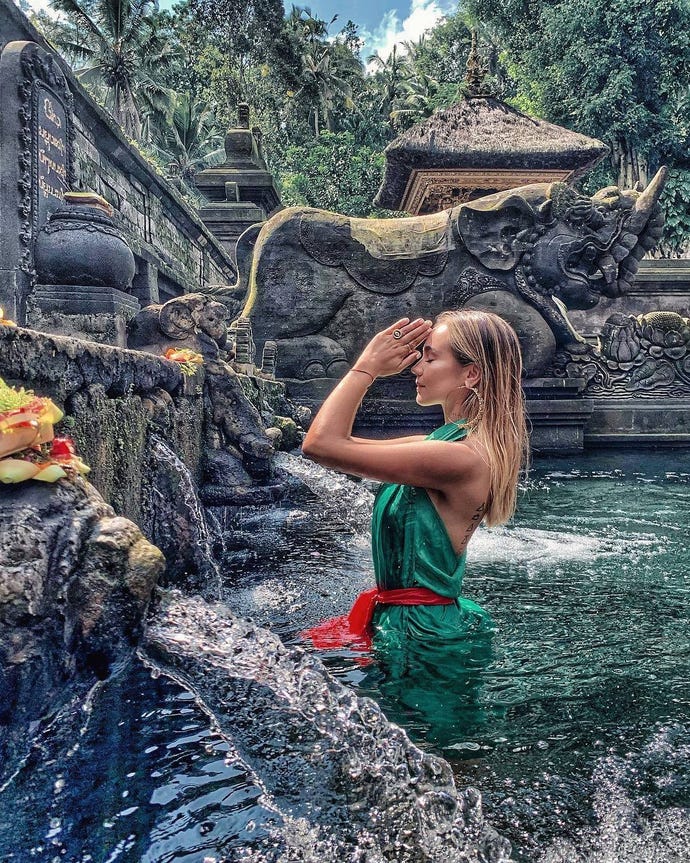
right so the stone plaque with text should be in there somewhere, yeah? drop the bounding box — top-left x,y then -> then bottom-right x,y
35,84 -> 69,229
0,40 -> 74,320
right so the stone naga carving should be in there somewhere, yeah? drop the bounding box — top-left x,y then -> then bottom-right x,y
554,310 -> 690,396
224,169 -> 666,379
127,293 -> 235,360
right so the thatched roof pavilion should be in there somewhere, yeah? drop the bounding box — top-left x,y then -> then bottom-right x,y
374,96 -> 609,215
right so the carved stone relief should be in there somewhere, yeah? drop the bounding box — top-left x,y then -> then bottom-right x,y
553,311 -> 690,397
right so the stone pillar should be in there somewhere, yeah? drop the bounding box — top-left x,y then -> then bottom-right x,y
131,257 -> 160,306
0,40 -> 75,323
234,316 -> 256,375
261,340 -> 277,379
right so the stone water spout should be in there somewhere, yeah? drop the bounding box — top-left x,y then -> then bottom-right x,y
127,292 -> 237,362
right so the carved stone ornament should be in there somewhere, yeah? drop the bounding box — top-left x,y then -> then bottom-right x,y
13,42 -> 76,275
402,168 -> 571,216
214,169 -> 667,380
34,192 -> 136,291
127,293 -> 232,361
299,210 -> 449,294
552,310 -> 690,397
448,267 -> 507,307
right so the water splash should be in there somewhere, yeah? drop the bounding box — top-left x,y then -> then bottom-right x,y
275,454 -> 651,569
539,726 -> 690,863
275,452 -> 374,533
144,591 -> 512,862
469,525 -> 656,566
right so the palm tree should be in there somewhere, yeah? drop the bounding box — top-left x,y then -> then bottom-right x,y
400,35 -> 427,66
151,92 -> 224,179
285,10 -> 361,137
367,45 -> 410,118
285,5 -> 332,43
297,48 -> 350,135
390,73 -> 444,129
48,0 -> 172,141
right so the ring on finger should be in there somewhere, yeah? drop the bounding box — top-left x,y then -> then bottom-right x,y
393,329 -> 403,340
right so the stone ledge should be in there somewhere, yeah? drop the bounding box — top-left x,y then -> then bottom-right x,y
32,284 -> 141,316
0,324 -> 182,400
584,433 -> 690,448
523,377 -> 587,398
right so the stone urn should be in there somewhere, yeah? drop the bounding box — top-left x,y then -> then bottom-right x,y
34,191 -> 136,291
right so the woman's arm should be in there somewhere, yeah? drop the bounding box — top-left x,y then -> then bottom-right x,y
302,317 -> 480,490
349,435 -> 427,445
304,436 -> 481,489
303,317 -> 428,445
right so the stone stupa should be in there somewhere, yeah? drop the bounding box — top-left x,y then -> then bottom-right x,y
194,103 -> 282,257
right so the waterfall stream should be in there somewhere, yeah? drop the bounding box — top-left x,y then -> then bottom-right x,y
274,452 -> 375,534
150,435 -> 223,596
137,449 -> 512,858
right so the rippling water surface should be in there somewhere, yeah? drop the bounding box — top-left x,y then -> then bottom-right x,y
2,450 -> 688,861
231,451 -> 690,860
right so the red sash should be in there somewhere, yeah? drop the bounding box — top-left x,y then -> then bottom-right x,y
300,586 -> 454,651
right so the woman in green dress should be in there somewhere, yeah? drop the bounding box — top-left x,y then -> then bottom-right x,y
301,310 -> 528,674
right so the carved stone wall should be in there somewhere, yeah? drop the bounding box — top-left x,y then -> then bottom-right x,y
0,325 -> 294,582
0,0 -> 236,324
568,259 -> 690,334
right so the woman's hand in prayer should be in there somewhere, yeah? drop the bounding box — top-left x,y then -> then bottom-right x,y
354,317 -> 432,379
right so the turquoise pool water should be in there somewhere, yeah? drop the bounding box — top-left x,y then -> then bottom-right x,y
1,450 -> 688,861
231,450 -> 690,859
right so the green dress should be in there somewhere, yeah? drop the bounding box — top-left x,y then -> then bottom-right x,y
366,419 -> 494,746
371,419 -> 493,654
303,419 -> 496,748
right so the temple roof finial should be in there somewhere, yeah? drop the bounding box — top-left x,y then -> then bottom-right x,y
464,30 -> 485,97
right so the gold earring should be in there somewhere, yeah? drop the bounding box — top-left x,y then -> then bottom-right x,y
465,385 -> 485,431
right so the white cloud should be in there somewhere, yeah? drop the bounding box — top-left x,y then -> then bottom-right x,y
24,0 -> 61,15
361,0 -> 454,69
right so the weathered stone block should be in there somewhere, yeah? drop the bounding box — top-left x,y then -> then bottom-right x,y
0,475 -> 164,775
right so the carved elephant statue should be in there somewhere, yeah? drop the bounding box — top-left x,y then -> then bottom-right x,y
127,293 -> 236,360
222,169 -> 666,379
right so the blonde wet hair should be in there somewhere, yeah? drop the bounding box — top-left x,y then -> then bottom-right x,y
436,309 -> 529,526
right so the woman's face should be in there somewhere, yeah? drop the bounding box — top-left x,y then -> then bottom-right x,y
410,323 -> 471,407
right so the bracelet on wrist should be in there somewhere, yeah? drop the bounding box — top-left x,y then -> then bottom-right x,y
350,367 -> 376,384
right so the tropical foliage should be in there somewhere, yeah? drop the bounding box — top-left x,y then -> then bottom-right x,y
278,131 -> 387,216
43,0 -> 172,140
465,0 -> 690,188
30,0 -> 690,251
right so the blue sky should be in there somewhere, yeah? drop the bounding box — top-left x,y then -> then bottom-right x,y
156,0 -> 459,60
284,0 -> 458,58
